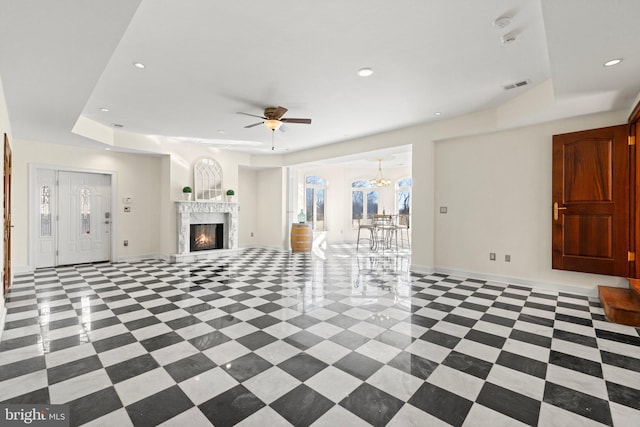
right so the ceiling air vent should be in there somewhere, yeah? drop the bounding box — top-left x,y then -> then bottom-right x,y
504,80 -> 529,90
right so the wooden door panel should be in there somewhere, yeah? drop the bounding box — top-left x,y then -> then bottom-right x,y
552,124 -> 629,277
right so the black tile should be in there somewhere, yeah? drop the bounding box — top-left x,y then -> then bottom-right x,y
543,382 -> 612,425
465,330 -> 506,349
476,382 -> 540,425
236,330 -> 277,351
518,313 -> 555,328
166,315 -> 201,330
148,303 -> 180,315
339,382 -> 404,427
271,384 -> 334,427
443,351 -> 493,380
0,356 -> 46,382
92,332 -> 137,353
4,387 -> 50,404
164,353 -> 217,383
135,293 -> 162,303
500,291 -> 528,301
287,314 -> 322,329
84,316 -> 121,331
188,330 -> 231,351
553,329 -> 598,348
111,303 -> 144,315
325,314 -> 360,329
47,316 -> 80,330
557,301 -> 589,312
207,315 -> 242,330
443,313 -> 477,328
596,329 -> 640,346
555,312 -> 593,327
549,350 -> 603,378
68,386 -> 123,426
606,381 -> 640,410
106,353 -> 159,384
140,331 -> 184,352
388,351 -> 438,380
284,330 -> 324,351
409,313 -> 438,328
492,301 -> 523,312
219,302 -> 249,314
198,293 -> 224,302
247,314 -> 281,329
278,353 -> 328,382
48,355 -> 103,385
375,330 -> 414,349
509,329 -> 552,348
0,334 -> 40,351
420,330 -> 461,349
496,351 -> 546,379
330,330 -> 369,350
183,302 -> 215,314
480,313 -> 516,328
124,315 -> 161,331
334,352 -> 383,380
408,382 -> 473,427
126,385 -> 194,426
221,353 -> 272,382
47,334 -> 90,353
4,317 -> 39,330
426,301 -> 456,313
325,301 -> 353,313
199,385 -> 265,426
600,350 -> 640,373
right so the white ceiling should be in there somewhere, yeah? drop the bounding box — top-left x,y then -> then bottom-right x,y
1,0 -> 639,156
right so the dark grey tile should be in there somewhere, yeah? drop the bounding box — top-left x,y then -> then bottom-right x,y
443,351 -> 493,380
106,353 -> 159,384
188,331 -> 231,351
272,384 -> 334,427
206,315 -> 242,330
0,356 -> 46,382
420,330 -> 461,349
278,353 -> 328,382
510,329 -> 552,348
408,382 -> 473,427
164,353 -> 217,383
606,381 -> 640,411
388,351 -> 438,380
221,353 -> 272,382
140,331 -> 184,352
199,385 -> 265,426
284,330 -> 324,351
329,330 -> 369,350
543,382 -> 612,425
549,350 -> 603,378
92,332 -> 137,353
464,330 -> 506,349
68,386 -> 123,426
334,352 -> 383,381
48,355 -> 103,385
247,314 -> 281,329
340,383 -> 403,426
236,331 -> 277,351
126,385 -> 193,426
124,315 -> 161,331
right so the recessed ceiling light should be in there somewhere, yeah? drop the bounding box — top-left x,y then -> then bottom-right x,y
133,62 -> 146,69
100,107 -> 109,112
217,129 -> 225,134
434,112 -> 442,116
358,68 -> 374,77
604,58 -> 622,67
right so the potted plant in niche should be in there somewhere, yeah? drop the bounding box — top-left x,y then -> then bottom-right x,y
182,186 -> 193,201
226,189 -> 235,202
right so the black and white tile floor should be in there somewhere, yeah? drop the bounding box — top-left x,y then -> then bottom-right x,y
1,246 -> 640,426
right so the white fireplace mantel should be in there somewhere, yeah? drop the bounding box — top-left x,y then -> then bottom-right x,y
171,201 -> 239,263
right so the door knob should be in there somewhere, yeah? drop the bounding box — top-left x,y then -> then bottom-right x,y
553,202 -> 567,221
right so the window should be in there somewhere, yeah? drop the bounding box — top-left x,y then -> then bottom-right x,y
40,185 -> 51,237
397,177 -> 412,215
305,175 -> 326,230
80,188 -> 90,234
194,157 -> 223,201
352,180 -> 378,228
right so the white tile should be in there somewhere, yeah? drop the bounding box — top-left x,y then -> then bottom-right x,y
151,341 -> 200,366
159,407 -> 213,427
405,340 -> 450,364
81,408 -> 134,427
486,364 -> 545,401
130,323 -> 172,341
236,406 -> 291,427
602,364 -> 640,390
263,322 -> 301,340
311,405 -> 371,427
0,344 -> 44,366
0,370 -> 48,401
432,320 -> 469,338
367,365 -> 423,401
174,322 -> 216,340
98,342 -> 147,367
348,321 -> 385,338
356,340 -> 401,364
305,340 -> 351,365
427,364 -> 484,402
462,403 -> 528,427
243,366 -> 300,404
86,324 -> 129,342
304,366 -> 362,403
49,369 -> 112,403
202,340 -> 250,365
387,403 -> 450,427
501,339 -> 549,363
537,402 -> 606,427
609,401 -> 640,427
306,322 -> 343,339
115,367 -> 176,406
551,339 -> 601,363
254,340 -> 302,365
178,367 -> 238,405
220,322 -> 259,339
45,342 -> 96,368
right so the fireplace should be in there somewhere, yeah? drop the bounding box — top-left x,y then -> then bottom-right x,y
190,223 -> 224,252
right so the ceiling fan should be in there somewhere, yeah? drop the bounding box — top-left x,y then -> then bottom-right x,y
238,106 -> 312,132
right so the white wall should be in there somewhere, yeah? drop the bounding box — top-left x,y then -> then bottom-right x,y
239,168 -> 258,246
12,139 -> 164,270
434,112 -> 629,292
256,167 -> 286,248
0,76 -> 12,335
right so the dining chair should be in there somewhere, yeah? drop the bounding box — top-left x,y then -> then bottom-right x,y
356,217 -> 374,251
395,214 -> 410,249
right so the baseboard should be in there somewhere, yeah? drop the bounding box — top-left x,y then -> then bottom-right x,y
115,253 -> 168,263
13,265 -> 30,274
410,263 -> 435,275
434,266 -> 598,297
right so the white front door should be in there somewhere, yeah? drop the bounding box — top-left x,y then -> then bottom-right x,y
57,171 -> 111,266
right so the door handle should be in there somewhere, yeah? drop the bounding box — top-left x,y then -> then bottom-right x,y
553,202 -> 567,221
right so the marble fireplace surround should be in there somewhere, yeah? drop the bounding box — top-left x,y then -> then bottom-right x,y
170,201 -> 238,263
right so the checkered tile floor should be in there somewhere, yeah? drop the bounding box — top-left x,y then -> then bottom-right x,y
1,246 -> 640,426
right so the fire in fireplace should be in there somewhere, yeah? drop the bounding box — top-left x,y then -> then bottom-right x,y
190,224 -> 224,252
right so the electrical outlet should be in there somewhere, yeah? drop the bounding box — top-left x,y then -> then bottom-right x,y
124,206 -> 131,212
250,232 -> 254,237
505,254 -> 511,262
124,240 -> 129,247
490,252 -> 496,261
440,207 -> 448,214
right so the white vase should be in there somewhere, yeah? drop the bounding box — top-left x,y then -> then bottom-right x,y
183,193 -> 192,201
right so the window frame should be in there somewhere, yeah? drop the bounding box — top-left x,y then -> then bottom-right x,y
305,175 -> 326,231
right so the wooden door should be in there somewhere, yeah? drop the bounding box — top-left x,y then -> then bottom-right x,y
552,124 -> 629,276
3,134 -> 11,296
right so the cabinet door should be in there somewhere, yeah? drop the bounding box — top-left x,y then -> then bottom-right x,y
552,124 -> 629,276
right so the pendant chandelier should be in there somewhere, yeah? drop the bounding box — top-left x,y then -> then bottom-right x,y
370,159 -> 391,187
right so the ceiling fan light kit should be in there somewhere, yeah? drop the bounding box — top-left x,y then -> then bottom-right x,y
238,106 -> 312,150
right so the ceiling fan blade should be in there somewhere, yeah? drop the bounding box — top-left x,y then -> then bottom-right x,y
237,112 -> 266,119
244,122 -> 264,128
281,118 -> 312,124
273,106 -> 288,120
